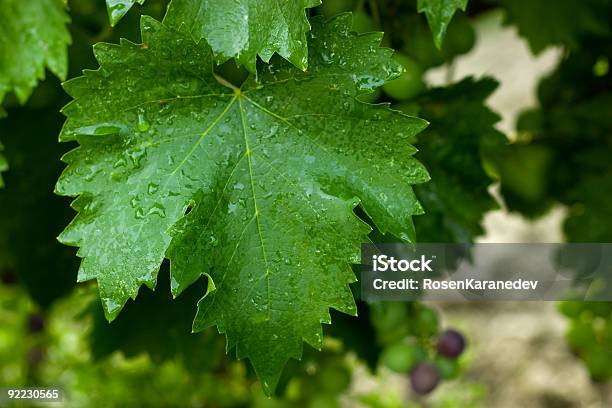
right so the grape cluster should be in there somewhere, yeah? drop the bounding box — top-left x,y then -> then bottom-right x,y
373,303 -> 467,395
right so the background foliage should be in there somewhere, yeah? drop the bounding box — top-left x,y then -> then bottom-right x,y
0,0 -> 610,406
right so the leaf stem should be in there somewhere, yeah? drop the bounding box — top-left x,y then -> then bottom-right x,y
214,74 -> 240,93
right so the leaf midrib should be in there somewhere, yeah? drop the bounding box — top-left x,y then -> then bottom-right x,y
238,96 -> 273,319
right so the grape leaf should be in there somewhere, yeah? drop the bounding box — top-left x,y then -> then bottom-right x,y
0,0 -> 71,105
417,0 -> 468,49
106,0 -> 146,26
163,0 -> 320,72
56,14 -> 428,391
414,77 -> 505,242
497,0 -> 610,54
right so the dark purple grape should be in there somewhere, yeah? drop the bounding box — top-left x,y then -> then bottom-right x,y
28,314 -> 45,333
1,268 -> 18,285
410,362 -> 440,395
437,329 -> 466,358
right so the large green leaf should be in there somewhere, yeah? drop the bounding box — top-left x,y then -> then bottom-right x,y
106,0 -> 146,26
56,14 -> 428,391
164,0 -> 320,72
0,0 -> 70,105
417,0 -> 468,49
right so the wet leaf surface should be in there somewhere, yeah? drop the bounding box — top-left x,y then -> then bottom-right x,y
164,0 -> 320,72
56,14 -> 429,392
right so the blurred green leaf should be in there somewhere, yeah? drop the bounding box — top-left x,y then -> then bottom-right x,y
0,0 -> 71,105
106,0 -> 146,26
497,0 -> 610,54
412,77 -> 506,242
417,0 -> 468,48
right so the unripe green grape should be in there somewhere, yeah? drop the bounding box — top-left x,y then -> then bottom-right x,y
372,303 -> 409,331
319,0 -> 354,18
435,357 -> 460,380
414,305 -> 439,337
567,321 -> 596,349
498,144 -> 552,204
381,342 -> 423,373
383,54 -> 424,101
401,20 -> 445,69
559,301 -> 585,318
370,303 -> 413,345
593,56 -> 609,77
441,17 -> 476,58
